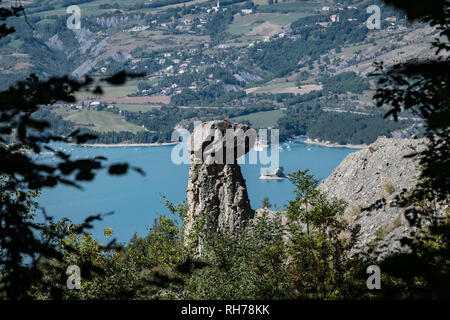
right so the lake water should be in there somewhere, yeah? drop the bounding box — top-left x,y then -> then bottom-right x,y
37,139 -> 356,243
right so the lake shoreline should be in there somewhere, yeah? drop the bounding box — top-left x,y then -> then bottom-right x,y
302,137 -> 366,149
72,137 -> 365,149
71,142 -> 180,147
259,176 -> 288,180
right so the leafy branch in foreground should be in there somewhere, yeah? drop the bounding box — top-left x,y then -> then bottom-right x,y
365,0 -> 449,299
0,73 -> 145,299
0,0 -> 149,299
373,0 -> 449,204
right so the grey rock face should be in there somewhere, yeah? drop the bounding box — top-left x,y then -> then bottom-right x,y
319,136 -> 427,259
185,121 -> 255,241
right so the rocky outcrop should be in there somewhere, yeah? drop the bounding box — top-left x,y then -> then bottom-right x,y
185,121 -> 255,242
319,136 -> 427,259
259,167 -> 287,180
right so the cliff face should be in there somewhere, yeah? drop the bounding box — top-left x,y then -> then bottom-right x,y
320,136 -> 427,258
185,121 -> 255,242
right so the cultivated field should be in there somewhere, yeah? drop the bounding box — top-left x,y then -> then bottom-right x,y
228,11 -> 317,37
76,82 -> 171,105
57,109 -> 145,133
231,109 -> 284,128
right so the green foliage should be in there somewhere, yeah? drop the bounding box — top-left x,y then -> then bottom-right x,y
261,197 -> 272,209
23,168 -> 368,300
285,170 -> 364,299
250,20 -> 368,77
185,211 -> 294,299
30,220 -> 136,300
286,170 -> 320,233
204,7 -> 239,42
321,72 -> 370,95
29,199 -> 189,300
0,5 -> 145,299
35,105 -> 278,145
277,104 -> 409,144
363,0 -> 450,300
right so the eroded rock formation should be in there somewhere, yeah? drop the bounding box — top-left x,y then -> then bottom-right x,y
185,120 -> 255,242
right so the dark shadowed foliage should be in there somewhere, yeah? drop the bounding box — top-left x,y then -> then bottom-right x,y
0,2 -> 145,299
364,0 -> 449,299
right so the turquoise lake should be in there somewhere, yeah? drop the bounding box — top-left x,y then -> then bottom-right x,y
37,139 -> 357,243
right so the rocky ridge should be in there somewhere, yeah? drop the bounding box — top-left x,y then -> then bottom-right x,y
319,136 -> 427,258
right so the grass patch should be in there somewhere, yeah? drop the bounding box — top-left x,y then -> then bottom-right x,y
228,11 -> 317,36
382,178 -> 396,196
61,109 -> 145,133
246,82 -> 296,94
263,12 -> 316,24
246,82 -> 321,95
374,218 -> 404,242
77,84 -> 138,100
346,204 -> 362,222
231,109 -> 284,128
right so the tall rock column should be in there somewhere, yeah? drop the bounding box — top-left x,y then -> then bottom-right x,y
185,120 -> 255,242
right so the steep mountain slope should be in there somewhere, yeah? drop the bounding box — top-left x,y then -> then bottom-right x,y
320,136 -> 427,258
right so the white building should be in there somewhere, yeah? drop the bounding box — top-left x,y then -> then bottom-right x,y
330,14 -> 340,23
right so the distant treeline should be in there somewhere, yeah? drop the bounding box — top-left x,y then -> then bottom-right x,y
249,19 -> 368,78
277,104 -> 410,145
171,85 -> 246,106
62,0 -> 93,6
321,72 -> 370,94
